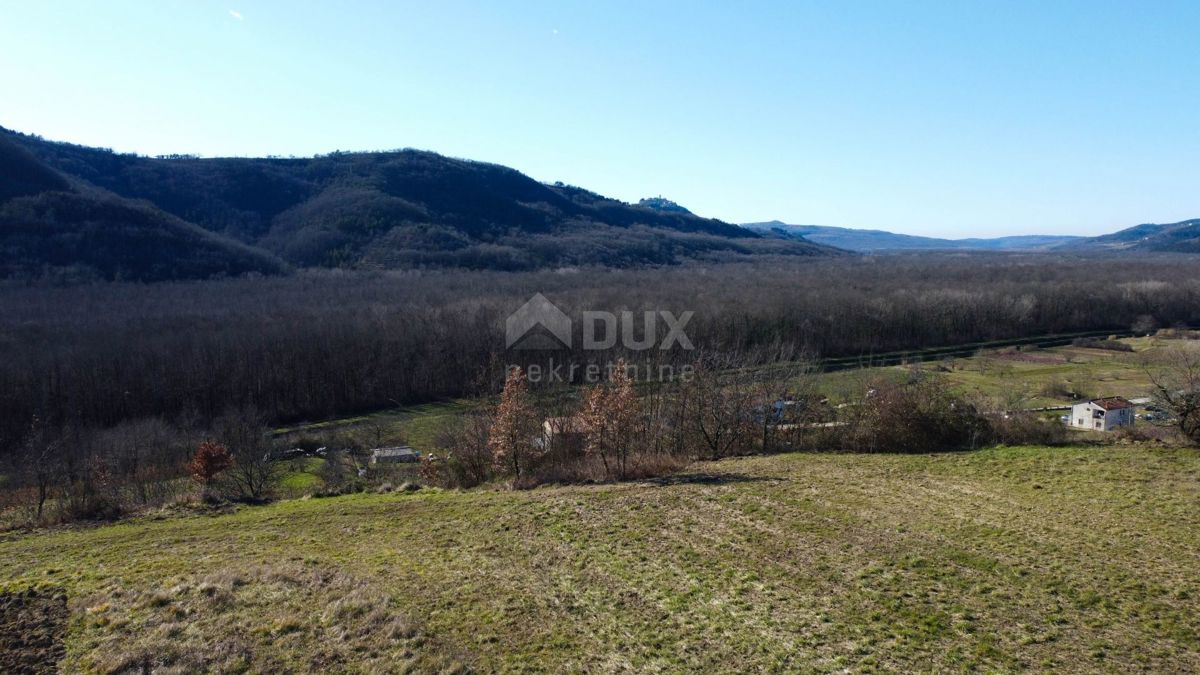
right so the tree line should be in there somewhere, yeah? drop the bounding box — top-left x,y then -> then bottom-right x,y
422,351 -> 1063,490
2,253 -> 1198,452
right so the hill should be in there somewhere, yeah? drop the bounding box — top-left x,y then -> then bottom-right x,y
0,136 -> 286,282
637,196 -> 692,214
0,127 -> 842,279
745,221 -> 1080,252
1066,218 -> 1200,253
1,446 -> 1197,672
0,133 -> 70,201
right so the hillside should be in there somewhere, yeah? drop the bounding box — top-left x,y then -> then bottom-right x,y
0,136 -> 287,282
746,221 -> 1080,252
1066,218 -> 1200,253
0,127 -> 842,279
0,133 -> 70,201
0,191 -> 288,282
2,447 -> 1198,672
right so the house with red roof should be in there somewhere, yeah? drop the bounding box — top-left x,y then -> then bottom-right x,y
1069,397 -> 1135,431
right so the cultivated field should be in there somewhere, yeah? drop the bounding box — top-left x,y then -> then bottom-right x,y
2,445 -> 1197,673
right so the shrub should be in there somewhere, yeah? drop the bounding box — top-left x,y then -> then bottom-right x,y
1039,379 -> 1072,399
422,414 -> 493,489
189,441 -> 233,500
988,413 -> 1069,446
841,378 -> 990,453
1072,338 -> 1134,352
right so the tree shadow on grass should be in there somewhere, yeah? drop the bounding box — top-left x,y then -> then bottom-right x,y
644,472 -> 784,487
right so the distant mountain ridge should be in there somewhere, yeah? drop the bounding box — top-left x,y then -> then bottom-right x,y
1066,218 -> 1200,253
0,127 -> 843,281
745,221 -> 1082,252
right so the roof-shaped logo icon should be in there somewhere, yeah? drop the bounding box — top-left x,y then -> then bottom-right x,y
506,293 -> 572,350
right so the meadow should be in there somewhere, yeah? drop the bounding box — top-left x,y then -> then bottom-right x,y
272,334 -> 1191,463
2,445 -> 1198,673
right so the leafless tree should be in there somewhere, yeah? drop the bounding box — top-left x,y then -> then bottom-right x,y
682,353 -> 761,460
19,416 -> 61,522
1147,347 -> 1200,445
213,408 -> 278,501
426,413 -> 493,489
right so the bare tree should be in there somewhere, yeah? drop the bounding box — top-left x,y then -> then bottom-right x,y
20,416 -> 61,522
1148,347 -> 1200,445
213,408 -> 277,501
682,353 -> 759,460
426,413 -> 493,488
842,377 -> 989,453
750,350 -> 818,453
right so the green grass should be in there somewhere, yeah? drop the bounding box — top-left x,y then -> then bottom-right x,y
3,445 -> 1199,672
266,338 -> 1200,456
814,336 -> 1199,409
275,458 -> 327,498
273,399 -> 478,451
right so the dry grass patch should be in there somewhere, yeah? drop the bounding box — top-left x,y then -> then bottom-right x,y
1,445 -> 1198,672
71,562 -> 464,674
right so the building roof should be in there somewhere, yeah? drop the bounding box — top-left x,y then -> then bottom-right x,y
371,446 -> 417,457
1090,397 -> 1134,411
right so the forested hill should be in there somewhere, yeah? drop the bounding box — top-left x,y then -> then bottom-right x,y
0,127 -> 841,280
0,134 -> 288,282
1063,218 -> 1200,253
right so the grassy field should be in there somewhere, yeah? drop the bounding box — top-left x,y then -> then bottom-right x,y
814,336 -> 1200,410
273,399 -> 479,450
260,337 -> 1199,474
2,445 -> 1198,672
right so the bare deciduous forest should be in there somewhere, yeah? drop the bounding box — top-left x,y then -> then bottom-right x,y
1,253 -> 1196,449
2,252 -> 1198,526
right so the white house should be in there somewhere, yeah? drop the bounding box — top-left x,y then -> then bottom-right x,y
1069,397 -> 1135,431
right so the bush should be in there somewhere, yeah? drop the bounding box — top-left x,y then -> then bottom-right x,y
1039,379 -> 1073,399
1072,338 -> 1134,352
841,378 -> 990,453
988,413 -> 1069,446
1111,424 -> 1182,445
421,414 -> 494,489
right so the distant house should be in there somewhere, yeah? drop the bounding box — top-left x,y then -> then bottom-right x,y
766,394 -> 831,424
1069,397 -> 1135,431
542,416 -> 588,450
369,446 -> 420,464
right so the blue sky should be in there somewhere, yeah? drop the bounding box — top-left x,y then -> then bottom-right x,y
2,1 -> 1198,237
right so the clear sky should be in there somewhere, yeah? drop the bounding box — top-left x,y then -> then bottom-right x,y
2,1 -> 1198,237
